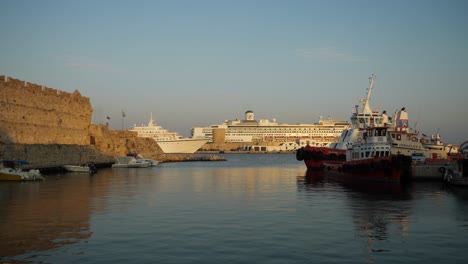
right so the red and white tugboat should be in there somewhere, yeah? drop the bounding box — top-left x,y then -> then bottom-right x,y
323,125 -> 412,182
296,74 -> 394,171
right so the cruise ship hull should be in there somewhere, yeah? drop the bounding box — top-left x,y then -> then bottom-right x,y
156,138 -> 209,154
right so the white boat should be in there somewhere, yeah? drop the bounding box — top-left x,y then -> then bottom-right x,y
0,160 -> 44,181
62,162 -> 98,174
63,164 -> 91,173
297,74 -> 391,170
387,107 -> 461,180
124,153 -> 160,167
191,110 -> 350,148
112,156 -> 150,168
388,108 -> 449,159
129,113 -> 209,154
138,158 -> 160,167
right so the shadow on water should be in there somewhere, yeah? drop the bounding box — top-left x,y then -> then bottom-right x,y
297,170 -> 412,199
297,168 -> 468,262
297,170 -> 414,258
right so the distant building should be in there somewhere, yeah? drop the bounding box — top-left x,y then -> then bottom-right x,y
191,110 -> 351,149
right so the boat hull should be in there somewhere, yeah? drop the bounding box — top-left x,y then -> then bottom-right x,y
0,170 -> 44,181
296,146 -> 346,170
323,156 -> 412,183
156,138 -> 209,154
63,165 -> 90,173
111,156 -> 150,168
111,163 -> 149,168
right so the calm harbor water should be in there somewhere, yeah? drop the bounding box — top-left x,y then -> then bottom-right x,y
1,154 -> 467,263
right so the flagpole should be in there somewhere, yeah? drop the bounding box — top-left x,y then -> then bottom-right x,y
121,110 -> 125,130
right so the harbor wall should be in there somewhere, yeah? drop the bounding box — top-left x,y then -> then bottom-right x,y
0,126 -> 161,169
0,76 -> 92,145
0,75 -> 162,169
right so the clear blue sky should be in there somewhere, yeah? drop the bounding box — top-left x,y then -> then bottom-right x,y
1,0 -> 467,143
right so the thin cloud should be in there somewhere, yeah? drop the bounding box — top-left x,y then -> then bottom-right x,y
296,47 -> 368,62
63,55 -> 123,73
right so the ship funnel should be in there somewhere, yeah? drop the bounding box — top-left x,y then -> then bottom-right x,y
245,110 -> 254,121
148,112 -> 156,126
394,108 -> 408,131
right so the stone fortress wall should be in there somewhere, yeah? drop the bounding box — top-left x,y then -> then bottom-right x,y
0,76 -> 92,145
0,75 -> 162,169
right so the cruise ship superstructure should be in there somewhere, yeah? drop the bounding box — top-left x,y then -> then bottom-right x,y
191,111 -> 351,148
130,113 -> 209,154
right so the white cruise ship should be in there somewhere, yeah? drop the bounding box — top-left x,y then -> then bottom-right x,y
191,111 -> 351,148
130,113 -> 209,154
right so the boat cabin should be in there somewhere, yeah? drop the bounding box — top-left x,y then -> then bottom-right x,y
347,127 -> 391,161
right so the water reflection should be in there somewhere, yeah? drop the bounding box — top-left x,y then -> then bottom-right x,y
2,155 -> 467,263
0,178 -> 92,258
297,170 -> 413,261
0,168 -> 163,260
445,185 -> 468,230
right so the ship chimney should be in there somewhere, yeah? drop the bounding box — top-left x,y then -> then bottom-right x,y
245,110 -> 254,121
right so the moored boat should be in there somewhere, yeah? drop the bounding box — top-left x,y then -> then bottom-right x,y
111,156 -> 150,168
0,160 -> 44,181
63,165 -> 90,173
155,138 -> 209,154
387,107 -> 461,180
124,153 -> 160,167
191,110 -> 350,148
130,113 -> 209,154
297,74 -> 392,171
62,162 -> 97,174
323,125 -> 412,182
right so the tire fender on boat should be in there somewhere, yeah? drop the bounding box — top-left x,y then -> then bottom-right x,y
296,148 -> 304,161
439,167 -> 446,174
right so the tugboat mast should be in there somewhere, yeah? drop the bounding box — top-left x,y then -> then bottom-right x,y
360,74 -> 376,115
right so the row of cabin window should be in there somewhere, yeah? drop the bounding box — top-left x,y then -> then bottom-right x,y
362,129 -> 387,138
352,150 -> 390,159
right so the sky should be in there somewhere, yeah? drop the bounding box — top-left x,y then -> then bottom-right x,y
1,0 -> 467,143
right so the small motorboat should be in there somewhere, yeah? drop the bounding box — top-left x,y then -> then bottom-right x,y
138,158 -> 160,167
63,162 -> 98,174
112,156 -> 150,168
0,160 -> 44,181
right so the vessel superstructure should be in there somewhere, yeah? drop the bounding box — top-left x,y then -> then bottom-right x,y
388,108 -> 448,159
191,111 -> 350,148
130,113 -> 209,154
323,124 -> 411,182
387,107 -> 462,179
297,74 -> 391,170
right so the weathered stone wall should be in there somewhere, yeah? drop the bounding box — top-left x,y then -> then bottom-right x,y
0,75 -> 163,168
88,124 -> 162,160
0,76 -> 92,145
